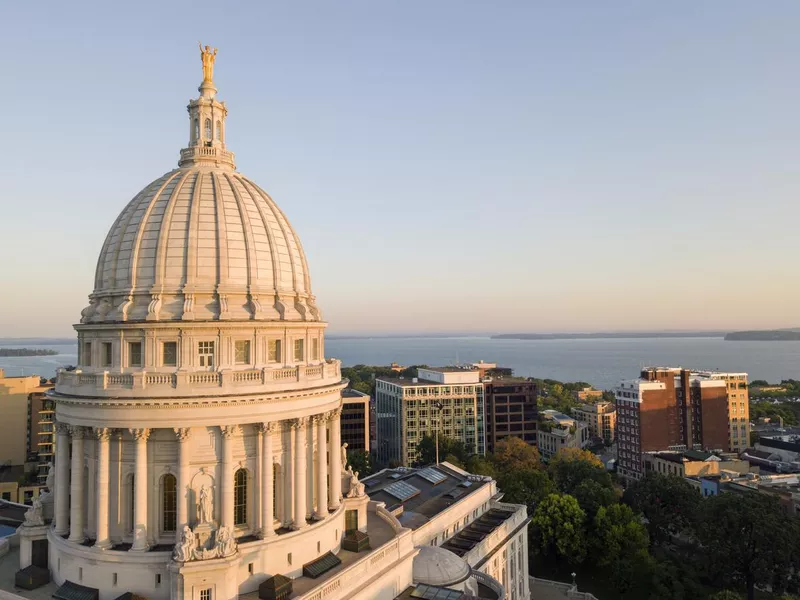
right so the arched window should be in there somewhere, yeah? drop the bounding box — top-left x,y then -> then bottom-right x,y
128,474 -> 135,534
204,118 -> 212,140
234,469 -> 247,526
273,463 -> 279,521
193,119 -> 199,142
162,474 -> 177,532
215,120 -> 222,141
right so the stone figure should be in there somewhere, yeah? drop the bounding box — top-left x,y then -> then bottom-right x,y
346,469 -> 365,498
45,463 -> 54,492
215,525 -> 237,557
23,498 -> 44,526
198,485 -> 213,524
341,442 -> 349,472
199,43 -> 218,83
173,526 -> 195,562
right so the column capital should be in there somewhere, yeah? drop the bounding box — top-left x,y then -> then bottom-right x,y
93,427 -> 112,441
221,425 -> 239,439
55,422 -> 71,435
291,417 -> 309,430
329,408 -> 342,419
312,414 -> 327,426
129,428 -> 151,441
173,427 -> 192,441
69,425 -> 87,439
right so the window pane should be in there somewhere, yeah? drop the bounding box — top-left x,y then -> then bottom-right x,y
83,342 -> 92,366
293,339 -> 304,362
162,474 -> 176,532
162,342 -> 177,367
311,338 -> 319,361
234,469 -> 247,526
198,341 -> 215,368
102,342 -> 113,367
204,118 -> 212,139
234,340 -> 250,365
268,339 -> 281,362
129,342 -> 142,367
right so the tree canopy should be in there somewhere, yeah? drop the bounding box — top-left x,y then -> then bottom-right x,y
623,473 -> 699,546
548,447 -> 613,496
491,436 -> 542,472
531,493 -> 587,564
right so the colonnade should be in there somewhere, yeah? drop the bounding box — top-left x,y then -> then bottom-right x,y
52,410 -> 343,551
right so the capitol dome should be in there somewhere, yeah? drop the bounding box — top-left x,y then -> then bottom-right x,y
81,72 -> 319,324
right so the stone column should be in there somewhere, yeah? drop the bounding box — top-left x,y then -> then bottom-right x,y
221,426 -> 237,529
314,415 -> 328,519
174,428 -> 191,531
292,418 -> 308,530
94,428 -> 112,549
329,409 -> 342,510
54,423 -> 71,535
260,422 -> 276,538
130,428 -> 150,552
68,426 -> 85,543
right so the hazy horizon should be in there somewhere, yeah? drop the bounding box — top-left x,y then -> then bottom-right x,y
2,2 -> 800,337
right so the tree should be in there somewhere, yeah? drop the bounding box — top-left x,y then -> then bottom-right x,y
591,504 -> 650,593
571,478 -> 616,520
623,473 -> 699,547
497,468 -> 555,514
465,455 -> 496,479
346,450 -> 373,477
708,592 -> 743,600
548,447 -> 612,496
696,492 -> 798,600
531,493 -> 586,564
415,435 -> 468,466
491,436 -> 541,472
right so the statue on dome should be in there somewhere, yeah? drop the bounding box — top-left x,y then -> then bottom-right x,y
345,467 -> 365,498
341,442 -> 349,472
174,526 -> 195,562
215,525 -> 237,557
198,485 -> 213,524
199,43 -> 218,83
45,463 -> 54,492
23,498 -> 44,527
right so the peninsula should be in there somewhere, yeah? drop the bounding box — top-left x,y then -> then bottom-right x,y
0,348 -> 58,357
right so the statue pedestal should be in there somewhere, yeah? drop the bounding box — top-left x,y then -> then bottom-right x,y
17,524 -> 49,570
39,493 -> 54,523
193,522 -> 215,551
342,495 -> 369,533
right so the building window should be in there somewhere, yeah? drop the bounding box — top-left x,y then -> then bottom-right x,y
128,474 -> 135,533
200,589 -> 212,600
128,342 -> 142,367
311,338 -> 319,361
204,118 -> 212,140
162,342 -> 178,367
198,341 -> 215,368
234,340 -> 251,365
293,339 -> 304,362
234,469 -> 247,526
268,339 -> 282,363
216,120 -> 222,141
162,474 -> 177,532
193,119 -> 199,141
82,342 -> 92,366
102,342 -> 113,367
273,464 -> 279,520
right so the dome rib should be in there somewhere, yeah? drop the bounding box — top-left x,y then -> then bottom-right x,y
211,171 -> 229,290
237,177 -> 280,293
224,172 -> 257,293
153,170 -> 194,291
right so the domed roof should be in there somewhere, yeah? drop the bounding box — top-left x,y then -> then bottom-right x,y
412,546 -> 472,587
81,52 -> 320,324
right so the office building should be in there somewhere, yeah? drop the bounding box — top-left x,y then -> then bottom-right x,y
483,378 -> 538,452
375,367 -> 486,466
341,388 -> 370,453
615,368 -> 729,481
572,401 -> 616,444
695,371 -> 750,453
537,410 -> 589,461
0,369 -> 51,467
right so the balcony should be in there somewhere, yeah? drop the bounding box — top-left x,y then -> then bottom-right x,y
55,360 -> 342,399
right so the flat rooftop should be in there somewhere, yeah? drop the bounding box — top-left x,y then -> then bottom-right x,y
341,388 -> 369,399
421,367 -> 480,374
362,464 -> 489,530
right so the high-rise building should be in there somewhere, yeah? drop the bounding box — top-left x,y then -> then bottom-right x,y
0,369 -> 51,467
483,378 -> 538,452
340,388 -> 370,453
615,368 -> 729,481
695,371 -> 750,453
572,401 -> 616,444
6,49 -> 524,600
375,367 -> 486,466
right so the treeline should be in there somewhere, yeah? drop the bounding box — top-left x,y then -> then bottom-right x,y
420,435 -> 800,600
0,348 -> 58,356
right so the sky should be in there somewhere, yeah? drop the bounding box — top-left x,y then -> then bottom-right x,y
1,2 -> 799,337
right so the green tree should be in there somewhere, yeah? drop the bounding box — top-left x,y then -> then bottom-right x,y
531,493 -> 587,564
465,455 -> 496,479
415,435 -> 468,466
696,492 -> 797,600
623,473 -> 699,547
491,436 -> 541,472
548,447 -> 613,496
572,478 -> 617,520
708,592 -> 743,600
497,468 -> 555,515
591,504 -> 650,593
346,450 -> 373,477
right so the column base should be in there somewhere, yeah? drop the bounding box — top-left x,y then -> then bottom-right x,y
94,539 -> 112,550
67,534 -> 85,544
129,545 -> 150,553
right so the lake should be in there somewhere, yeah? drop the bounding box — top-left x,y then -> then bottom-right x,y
2,337 -> 799,390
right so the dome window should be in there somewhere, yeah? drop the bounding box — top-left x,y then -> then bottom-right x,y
193,118 -> 199,142
216,120 -> 222,141
234,340 -> 251,365
234,468 -> 248,526
205,118 -> 212,140
198,341 -> 215,368
162,474 -> 177,532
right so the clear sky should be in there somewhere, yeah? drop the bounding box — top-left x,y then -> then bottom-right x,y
1,2 -> 799,337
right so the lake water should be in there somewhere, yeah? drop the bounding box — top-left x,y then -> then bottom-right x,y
2,337 -> 799,390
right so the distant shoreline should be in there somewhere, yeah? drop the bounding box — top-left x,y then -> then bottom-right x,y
491,332 -> 726,340
0,348 -> 59,357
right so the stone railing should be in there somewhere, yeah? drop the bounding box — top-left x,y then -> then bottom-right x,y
55,360 -> 342,399
178,145 -> 236,168
473,570 -> 505,600
371,501 -> 404,533
529,577 -> 600,600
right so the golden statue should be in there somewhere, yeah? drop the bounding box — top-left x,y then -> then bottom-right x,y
199,43 -> 218,83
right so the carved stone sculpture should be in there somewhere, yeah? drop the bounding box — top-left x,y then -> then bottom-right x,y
341,442 -> 349,473
198,484 -> 213,524
23,498 -> 44,526
173,525 -> 195,562
215,525 -> 237,557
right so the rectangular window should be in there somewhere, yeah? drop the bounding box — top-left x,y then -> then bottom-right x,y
162,341 -> 177,367
128,342 -> 142,367
311,338 -> 319,361
198,341 -> 215,368
200,589 -> 212,600
83,342 -> 92,366
102,342 -> 113,367
234,340 -> 251,365
293,339 -> 304,362
268,339 -> 282,363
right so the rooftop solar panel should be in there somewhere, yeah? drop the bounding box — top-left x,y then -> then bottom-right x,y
385,481 -> 421,502
417,467 -> 448,485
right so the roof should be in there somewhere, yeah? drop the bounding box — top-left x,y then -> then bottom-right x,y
53,580 -> 99,600
342,388 -> 370,399
422,367 -> 480,374
412,546 -> 471,587
377,377 -> 475,388
440,507 -> 516,557
0,465 -> 25,484
362,464 -> 489,529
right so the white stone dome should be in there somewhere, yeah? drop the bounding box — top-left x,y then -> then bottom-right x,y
412,546 -> 472,587
81,78 -> 320,324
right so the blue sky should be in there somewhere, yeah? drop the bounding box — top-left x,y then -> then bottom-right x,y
1,2 -> 799,336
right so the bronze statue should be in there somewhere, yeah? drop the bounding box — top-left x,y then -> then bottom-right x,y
199,43 -> 218,83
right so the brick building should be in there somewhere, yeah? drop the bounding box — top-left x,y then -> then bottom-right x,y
616,367 -> 729,481
483,378 -> 538,452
